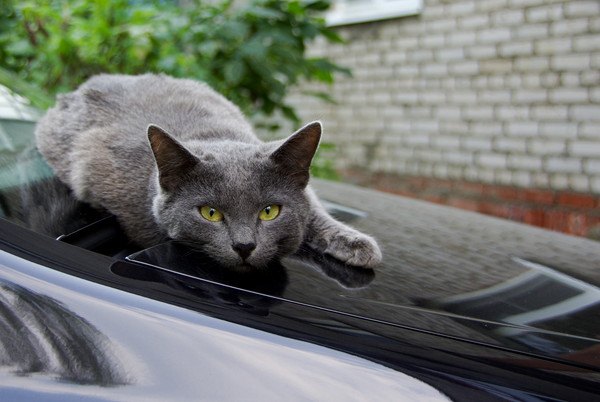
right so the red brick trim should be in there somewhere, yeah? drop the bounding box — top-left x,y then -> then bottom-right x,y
341,169 -> 600,240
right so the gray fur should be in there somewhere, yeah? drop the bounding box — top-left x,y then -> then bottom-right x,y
35,74 -> 381,268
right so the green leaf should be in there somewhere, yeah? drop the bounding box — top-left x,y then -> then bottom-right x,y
223,59 -> 247,85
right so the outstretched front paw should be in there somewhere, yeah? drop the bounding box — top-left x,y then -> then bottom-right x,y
325,231 -> 382,268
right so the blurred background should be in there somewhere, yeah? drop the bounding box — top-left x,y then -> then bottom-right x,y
0,0 -> 599,240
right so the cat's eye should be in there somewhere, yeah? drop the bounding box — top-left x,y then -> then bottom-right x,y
259,205 -> 281,221
199,206 -> 224,222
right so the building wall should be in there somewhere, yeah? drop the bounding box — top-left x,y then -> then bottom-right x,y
288,0 -> 600,194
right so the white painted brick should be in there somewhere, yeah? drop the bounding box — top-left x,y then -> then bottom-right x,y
529,139 -> 567,155
551,19 -> 589,36
414,149 -> 443,162
433,136 -> 461,149
551,54 -> 591,71
446,1 -> 476,16
444,151 -> 474,165
550,88 -> 589,103
591,88 -> 600,103
591,16 -> 600,32
579,123 -> 600,138
433,164 -> 449,179
574,35 -> 600,52
436,47 -> 465,61
568,175 -> 590,192
396,65 -> 419,77
496,171 -> 513,185
492,9 -> 525,26
507,121 -> 539,136
478,90 -> 511,104
513,89 -> 548,103
545,157 -> 582,173
515,23 -> 548,40
531,105 -> 569,120
449,91 -> 478,104
477,27 -> 512,44
512,171 -> 533,187
539,122 -> 578,138
421,63 -> 448,77
496,106 -> 530,121
535,37 -> 572,55
471,122 -> 503,136
580,70 -> 600,87
412,120 -> 440,133
395,37 -> 419,48
450,61 -> 479,76
406,106 -> 433,118
499,41 -> 533,57
477,0 -> 508,12
480,59 -> 513,74
584,160 -> 600,175
526,4 -> 564,22
404,134 -> 430,146
514,57 -> 550,72
550,174 -> 570,189
441,122 -> 469,136
463,137 -> 493,151
419,91 -> 446,105
479,169 -> 496,183
447,31 -> 477,46
421,34 -> 445,48
496,137 -> 527,152
384,51 -> 407,64
540,72 -> 561,88
531,172 -> 550,187
459,14 -> 489,29
560,72 -> 581,87
424,18 -> 457,33
591,177 -> 600,194
571,105 -> 600,121
522,74 -> 542,88
509,0 -> 549,6
508,155 -> 543,170
436,106 -> 462,120
467,45 -> 497,59
565,1 -> 600,17
570,141 -> 600,157
463,105 -> 494,120
478,153 -> 507,168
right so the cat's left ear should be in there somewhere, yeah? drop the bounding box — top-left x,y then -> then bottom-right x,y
148,125 -> 198,192
270,121 -> 321,188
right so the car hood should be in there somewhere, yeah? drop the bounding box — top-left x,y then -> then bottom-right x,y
129,179 -> 600,372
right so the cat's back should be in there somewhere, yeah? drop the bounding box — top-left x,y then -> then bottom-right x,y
36,73 -> 257,184
42,73 -> 254,141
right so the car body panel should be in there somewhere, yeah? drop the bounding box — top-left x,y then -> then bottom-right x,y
0,118 -> 599,400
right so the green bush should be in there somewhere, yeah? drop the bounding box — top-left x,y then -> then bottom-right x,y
0,0 -> 348,123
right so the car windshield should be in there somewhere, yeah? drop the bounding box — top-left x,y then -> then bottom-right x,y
0,117 -> 111,238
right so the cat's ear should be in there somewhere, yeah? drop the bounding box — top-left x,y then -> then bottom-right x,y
270,121 -> 321,187
148,125 -> 197,192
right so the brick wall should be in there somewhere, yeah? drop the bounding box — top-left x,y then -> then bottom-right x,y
285,0 -> 600,193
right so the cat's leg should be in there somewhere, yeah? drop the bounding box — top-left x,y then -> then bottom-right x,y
303,187 -> 382,268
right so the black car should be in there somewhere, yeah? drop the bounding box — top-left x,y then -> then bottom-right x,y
0,117 -> 599,401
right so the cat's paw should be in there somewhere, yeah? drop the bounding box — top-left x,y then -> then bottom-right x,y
324,231 -> 382,268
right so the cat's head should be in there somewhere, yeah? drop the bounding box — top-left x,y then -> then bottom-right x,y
147,122 -> 321,269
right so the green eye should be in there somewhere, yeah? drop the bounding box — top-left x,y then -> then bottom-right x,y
199,206 -> 224,222
259,205 -> 281,221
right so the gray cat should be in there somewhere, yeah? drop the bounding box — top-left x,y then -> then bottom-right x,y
35,74 -> 381,269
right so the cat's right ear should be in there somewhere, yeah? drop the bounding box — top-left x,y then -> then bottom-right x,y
147,125 -> 197,192
270,121 -> 321,188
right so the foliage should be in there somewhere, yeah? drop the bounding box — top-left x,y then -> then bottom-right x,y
0,0 -> 348,123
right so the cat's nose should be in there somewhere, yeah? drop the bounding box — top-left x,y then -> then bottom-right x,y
232,242 -> 256,260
